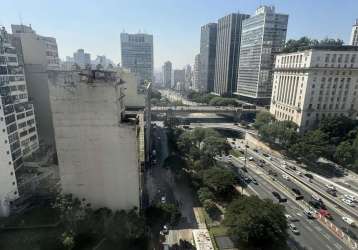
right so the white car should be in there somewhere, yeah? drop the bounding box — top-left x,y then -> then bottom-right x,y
248,157 -> 254,161
161,196 -> 166,204
239,157 -> 245,161
342,217 -> 356,226
342,198 -> 355,207
326,184 -> 336,191
282,174 -> 290,181
344,194 -> 356,202
289,223 -> 300,234
311,194 -> 322,202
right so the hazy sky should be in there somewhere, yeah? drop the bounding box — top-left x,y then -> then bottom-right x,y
1,0 -> 357,69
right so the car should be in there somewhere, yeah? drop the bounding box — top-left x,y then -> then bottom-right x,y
161,196 -> 166,204
342,198 -> 355,207
253,148 -> 258,152
244,176 -> 251,183
311,194 -> 322,202
304,209 -> 316,219
344,194 -> 356,202
248,157 -> 254,161
239,156 -> 245,161
326,188 -> 337,196
318,209 -> 332,220
304,173 -> 314,179
289,223 -> 300,234
242,167 -> 248,173
272,191 -> 287,203
326,184 -> 336,190
228,155 -> 233,158
268,156 -> 272,161
292,188 -> 304,200
268,170 -> 278,176
263,153 -> 269,157
296,171 -> 303,176
252,178 -> 258,185
282,174 -> 290,181
342,217 -> 356,227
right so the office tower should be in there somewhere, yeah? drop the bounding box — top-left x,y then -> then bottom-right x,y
11,24 -> 59,147
48,69 -> 145,210
162,61 -> 172,89
214,13 -> 250,96
351,19 -> 358,46
200,23 -> 217,93
237,6 -> 288,105
11,24 -> 60,70
73,49 -> 91,69
173,69 -> 185,88
0,27 -> 39,216
270,46 -> 358,133
193,54 -> 201,91
184,64 -> 192,90
120,33 -> 154,84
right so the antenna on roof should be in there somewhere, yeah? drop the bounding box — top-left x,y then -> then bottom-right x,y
18,12 -> 23,25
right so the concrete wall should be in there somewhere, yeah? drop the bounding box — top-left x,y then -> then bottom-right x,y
121,70 -> 145,108
48,72 -> 140,210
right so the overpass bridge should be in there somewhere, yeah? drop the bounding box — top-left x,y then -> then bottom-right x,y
151,105 -> 260,114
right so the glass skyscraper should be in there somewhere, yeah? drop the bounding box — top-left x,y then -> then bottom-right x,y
213,13 -> 250,96
120,33 -> 153,84
237,6 -> 288,105
200,23 -> 217,93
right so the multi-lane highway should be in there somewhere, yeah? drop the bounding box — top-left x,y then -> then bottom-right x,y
223,137 -> 358,249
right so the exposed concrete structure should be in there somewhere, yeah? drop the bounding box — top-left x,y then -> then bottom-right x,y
11,24 -> 59,147
270,46 -> 358,133
120,68 -> 145,109
48,70 -> 144,210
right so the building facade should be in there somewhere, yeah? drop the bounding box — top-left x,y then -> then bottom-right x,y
11,24 -> 57,147
120,33 -> 153,84
73,49 -> 91,69
351,20 -> 358,46
214,13 -> 250,96
193,54 -> 201,91
237,6 -> 288,105
270,46 -> 358,133
48,70 -> 144,210
162,61 -> 172,89
200,23 -> 217,93
0,27 -> 39,216
184,64 -> 192,90
173,69 -> 185,88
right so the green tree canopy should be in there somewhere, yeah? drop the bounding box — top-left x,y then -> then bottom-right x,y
224,196 -> 288,250
202,167 -> 236,194
254,111 -> 275,129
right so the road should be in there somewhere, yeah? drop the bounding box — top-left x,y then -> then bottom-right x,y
226,155 -> 350,250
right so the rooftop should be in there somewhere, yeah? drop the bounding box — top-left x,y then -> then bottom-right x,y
279,45 -> 358,54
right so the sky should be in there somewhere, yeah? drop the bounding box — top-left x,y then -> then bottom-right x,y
1,0 -> 357,70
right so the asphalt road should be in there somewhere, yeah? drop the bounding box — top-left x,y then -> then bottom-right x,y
229,157 -> 350,250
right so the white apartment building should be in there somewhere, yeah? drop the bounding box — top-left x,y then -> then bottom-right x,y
351,19 -> 358,46
270,46 -> 358,133
0,27 -> 39,216
48,69 -> 145,210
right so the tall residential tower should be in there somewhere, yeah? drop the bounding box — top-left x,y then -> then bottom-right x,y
162,61 -> 172,89
200,23 -> 217,93
0,27 -> 39,216
214,13 -> 250,96
351,19 -> 358,46
237,6 -> 288,105
120,33 -> 153,84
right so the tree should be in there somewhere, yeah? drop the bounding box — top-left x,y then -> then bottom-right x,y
202,136 -> 231,158
254,111 -> 275,129
319,38 -> 344,46
289,129 -> 329,161
319,116 -> 357,144
202,168 -> 236,195
335,141 -> 355,165
197,187 -> 215,204
209,97 -> 238,107
224,196 -> 288,250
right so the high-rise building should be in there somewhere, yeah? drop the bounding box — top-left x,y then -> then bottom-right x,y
184,64 -> 192,90
214,13 -> 250,96
270,46 -> 358,133
11,24 -> 60,70
237,6 -> 288,105
350,19 -> 358,46
73,49 -> 91,69
193,54 -> 201,91
120,33 -> 153,84
0,27 -> 39,216
173,69 -> 185,88
162,61 -> 172,89
48,69 -> 145,210
11,24 -> 59,147
200,23 -> 217,93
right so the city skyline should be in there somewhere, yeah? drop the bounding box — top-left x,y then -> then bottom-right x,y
1,0 -> 358,69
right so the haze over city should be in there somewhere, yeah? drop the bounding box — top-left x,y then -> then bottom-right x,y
1,0 -> 357,68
